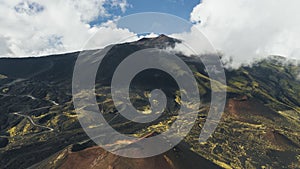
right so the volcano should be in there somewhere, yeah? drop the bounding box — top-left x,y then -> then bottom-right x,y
0,35 -> 299,169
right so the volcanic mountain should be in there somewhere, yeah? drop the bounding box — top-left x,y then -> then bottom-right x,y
0,35 -> 299,169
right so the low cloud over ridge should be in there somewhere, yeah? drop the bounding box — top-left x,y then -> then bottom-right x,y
189,0 -> 300,66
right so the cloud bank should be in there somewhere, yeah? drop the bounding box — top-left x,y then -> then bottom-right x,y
0,0 -> 135,57
189,0 -> 300,66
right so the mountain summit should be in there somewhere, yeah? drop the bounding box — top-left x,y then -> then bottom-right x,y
133,34 -> 181,48
0,37 -> 299,169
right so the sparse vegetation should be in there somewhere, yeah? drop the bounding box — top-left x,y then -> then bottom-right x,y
0,37 -> 299,169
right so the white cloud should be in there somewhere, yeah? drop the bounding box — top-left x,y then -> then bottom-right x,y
0,0 -> 136,57
0,35 -> 12,55
170,26 -> 216,56
84,21 -> 138,50
110,0 -> 129,13
14,1 -> 44,15
141,33 -> 159,38
189,0 -> 300,67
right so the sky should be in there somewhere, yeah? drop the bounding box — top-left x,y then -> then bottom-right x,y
0,0 -> 299,67
91,0 -> 200,25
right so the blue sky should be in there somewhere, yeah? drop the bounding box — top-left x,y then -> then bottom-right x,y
91,0 -> 201,26
125,0 -> 200,20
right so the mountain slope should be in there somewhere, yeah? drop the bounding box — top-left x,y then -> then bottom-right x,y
0,36 -> 299,168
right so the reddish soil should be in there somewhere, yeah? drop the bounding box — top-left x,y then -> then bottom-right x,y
264,128 -> 298,149
226,96 -> 279,120
59,146 -> 176,169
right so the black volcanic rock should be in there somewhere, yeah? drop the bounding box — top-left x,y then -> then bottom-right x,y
0,35 -> 299,169
133,34 -> 181,48
0,138 -> 8,148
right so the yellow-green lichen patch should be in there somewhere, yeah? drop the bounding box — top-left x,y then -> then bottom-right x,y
0,74 -> 7,79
